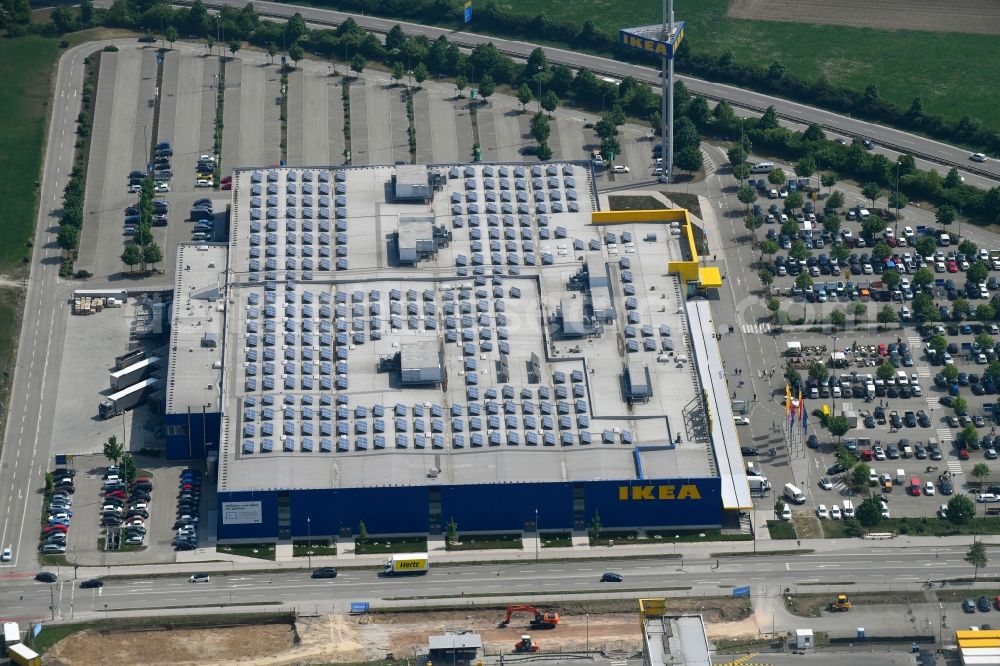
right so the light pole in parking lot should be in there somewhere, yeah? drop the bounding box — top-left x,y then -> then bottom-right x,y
307,515 -> 312,568
142,125 -> 148,165
534,508 -> 539,562
831,335 -> 839,414
894,158 -> 902,236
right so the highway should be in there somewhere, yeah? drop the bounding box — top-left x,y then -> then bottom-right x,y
0,544 -> 976,624
162,0 -> 1000,184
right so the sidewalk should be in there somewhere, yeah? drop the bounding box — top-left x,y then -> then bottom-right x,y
52,532 -> 999,579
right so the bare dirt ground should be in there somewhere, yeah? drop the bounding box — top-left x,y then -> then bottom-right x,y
727,0 -> 1000,35
44,602 -> 759,665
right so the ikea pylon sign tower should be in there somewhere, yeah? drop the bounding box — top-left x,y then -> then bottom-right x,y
619,0 -> 685,183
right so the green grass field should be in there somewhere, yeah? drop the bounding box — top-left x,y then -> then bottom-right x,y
0,35 -> 63,272
496,0 -> 1000,130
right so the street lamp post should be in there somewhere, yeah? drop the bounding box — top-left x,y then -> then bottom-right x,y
831,335 -> 839,414
895,159 -> 901,236
536,65 -> 543,113
771,609 -> 776,637
586,613 -> 590,652
534,508 -> 539,562
142,125 -> 149,166
307,516 -> 312,568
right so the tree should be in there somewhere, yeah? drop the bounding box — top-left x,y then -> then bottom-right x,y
358,520 -> 368,540
917,235 -> 937,258
986,361 -> 1000,383
350,54 -> 366,78
477,74 -> 495,103
784,365 -> 801,388
57,225 -> 79,251
960,239 -> 979,257
530,112 -> 551,144
785,191 -> 804,211
856,495 -> 883,527
516,83 -> 532,111
287,43 -> 304,69
966,540 -> 988,580
876,361 -> 895,382
882,269 -> 901,289
385,24 -> 406,51
790,240 -> 809,262
947,495 -> 975,525
165,26 -> 178,50
953,396 -> 968,415
455,74 -> 467,97
121,453 -> 137,484
80,0 -> 94,26
877,305 -> 898,324
675,145 -> 703,172
228,40 -> 241,59
206,35 -> 215,55
831,241 -> 850,263
888,191 -> 908,214
736,185 -> 757,209
863,218 -> 888,240
954,298 -> 970,320
541,90 -> 559,115
923,336 -> 947,356
446,517 -> 458,543
827,415 -> 851,442
768,168 -> 786,186
973,462 -> 991,487
851,303 -> 867,323
392,61 -> 405,85
809,362 -> 829,382
50,5 -> 77,33
959,425 -> 980,450
121,244 -> 142,272
413,63 -> 428,86
861,181 -> 882,208
830,309 -> 846,328
795,273 -> 813,291
760,239 -> 779,261
143,242 -> 163,270
804,123 -> 825,142
821,173 -> 837,192
759,269 -> 774,287
767,297 -> 781,319
536,141 -> 553,161
795,156 -> 816,180
103,435 -> 124,467
727,145 -> 746,166
942,364 -> 959,382
936,204 -> 957,227
850,463 -> 871,493
744,214 -> 763,240
913,267 -> 934,288
267,42 -> 277,65
826,190 -> 845,210
732,163 -> 750,181
759,105 -> 780,130
969,260 -> 989,284
588,510 -> 602,540
945,168 -> 964,189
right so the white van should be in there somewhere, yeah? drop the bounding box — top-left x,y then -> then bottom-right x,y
784,483 -> 806,505
750,161 -> 775,174
842,499 -> 856,518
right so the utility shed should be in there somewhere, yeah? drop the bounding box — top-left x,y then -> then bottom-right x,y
394,165 -> 431,201
428,633 -> 481,665
397,216 -> 436,263
624,361 -> 652,403
400,340 -> 444,385
560,297 -> 586,336
587,255 -> 614,321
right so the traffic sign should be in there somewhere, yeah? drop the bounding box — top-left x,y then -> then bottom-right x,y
732,585 -> 750,598
463,0 -> 472,23
350,602 -> 370,613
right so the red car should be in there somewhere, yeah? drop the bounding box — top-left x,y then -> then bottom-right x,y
948,261 -> 959,273
959,448 -> 970,460
105,491 -> 126,500
43,524 -> 69,534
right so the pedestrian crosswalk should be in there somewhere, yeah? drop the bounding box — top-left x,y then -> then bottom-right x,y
948,461 -> 964,476
915,366 -> 932,378
907,335 -> 923,348
937,427 -> 954,443
741,323 -> 772,334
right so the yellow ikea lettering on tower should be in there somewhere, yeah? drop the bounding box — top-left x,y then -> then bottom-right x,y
618,485 -> 702,500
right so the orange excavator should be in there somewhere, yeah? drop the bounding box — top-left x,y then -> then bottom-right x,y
500,605 -> 560,629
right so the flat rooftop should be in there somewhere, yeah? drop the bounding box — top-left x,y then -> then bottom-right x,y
165,243 -> 227,414
217,163 -> 707,493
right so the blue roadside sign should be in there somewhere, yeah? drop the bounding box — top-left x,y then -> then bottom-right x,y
732,585 -> 751,598
33,623 -> 43,637
350,602 -> 370,613
464,0 -> 472,23
54,454 -> 67,465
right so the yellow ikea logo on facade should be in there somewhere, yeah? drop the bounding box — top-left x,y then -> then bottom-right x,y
622,34 -> 671,57
618,485 -> 702,501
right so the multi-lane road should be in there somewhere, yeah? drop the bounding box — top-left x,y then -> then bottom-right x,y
157,0 -> 1000,185
0,544 -> 976,628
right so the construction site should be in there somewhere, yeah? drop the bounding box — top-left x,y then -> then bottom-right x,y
40,599 -> 756,666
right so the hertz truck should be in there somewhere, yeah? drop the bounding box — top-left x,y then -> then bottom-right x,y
383,553 -> 429,576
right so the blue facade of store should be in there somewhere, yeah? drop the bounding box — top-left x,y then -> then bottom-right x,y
216,477 -> 722,541
165,409 -> 221,460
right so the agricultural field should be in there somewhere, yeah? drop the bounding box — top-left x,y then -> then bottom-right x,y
495,0 -> 1000,130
